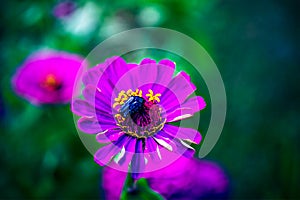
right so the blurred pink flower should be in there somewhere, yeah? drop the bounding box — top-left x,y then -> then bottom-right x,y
102,157 -> 229,200
53,1 -> 76,19
12,50 -> 85,105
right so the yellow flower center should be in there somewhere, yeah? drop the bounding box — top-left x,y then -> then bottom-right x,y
113,88 -> 165,138
42,74 -> 61,91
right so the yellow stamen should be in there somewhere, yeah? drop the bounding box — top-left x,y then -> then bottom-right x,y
146,89 -> 161,102
126,89 -> 133,96
114,114 -> 125,123
113,90 -> 127,108
113,89 -> 143,108
131,89 -> 142,97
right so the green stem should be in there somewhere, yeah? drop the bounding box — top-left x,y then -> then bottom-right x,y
120,172 -> 136,200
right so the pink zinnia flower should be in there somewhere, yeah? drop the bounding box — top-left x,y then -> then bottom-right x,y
12,50 -> 85,105
72,57 -> 206,178
103,157 -> 229,200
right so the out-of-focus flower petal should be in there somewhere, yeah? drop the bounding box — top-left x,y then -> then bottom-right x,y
12,50 -> 85,104
103,157 -> 230,200
53,1 -> 77,19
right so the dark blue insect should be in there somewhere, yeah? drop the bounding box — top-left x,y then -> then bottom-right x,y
120,96 -> 152,126
120,96 -> 145,118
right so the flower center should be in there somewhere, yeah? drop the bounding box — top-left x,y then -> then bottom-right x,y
114,89 -> 165,138
42,74 -> 62,91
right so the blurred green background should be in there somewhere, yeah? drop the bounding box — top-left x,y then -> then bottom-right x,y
0,0 -> 299,199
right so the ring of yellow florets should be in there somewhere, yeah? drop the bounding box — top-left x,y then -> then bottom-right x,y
113,89 -> 166,138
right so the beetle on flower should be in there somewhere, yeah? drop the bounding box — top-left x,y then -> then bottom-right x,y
72,56 -> 206,179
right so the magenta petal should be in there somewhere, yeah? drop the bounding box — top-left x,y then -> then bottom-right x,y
175,141 -> 195,158
156,59 -> 175,85
94,144 -> 121,166
182,96 -> 206,111
94,92 -> 115,114
123,137 -> 136,153
72,99 -> 95,117
73,98 -> 114,119
82,64 -> 103,86
137,63 -> 158,87
98,57 -> 137,95
150,85 -> 180,114
135,62 -> 175,99
96,129 -> 124,143
155,133 -> 195,158
94,135 -> 128,166
166,71 -> 196,103
140,58 -> 156,65
78,117 -> 100,134
134,58 -> 158,91
82,84 -> 100,103
97,75 -> 116,96
159,59 -> 175,69
104,57 -> 133,84
78,116 -> 116,134
131,139 -> 145,179
146,137 -> 161,162
166,108 -> 194,122
131,154 -> 145,179
163,124 -> 202,144
123,63 -> 139,90
166,96 -> 206,122
118,138 -> 136,166
83,85 -> 114,115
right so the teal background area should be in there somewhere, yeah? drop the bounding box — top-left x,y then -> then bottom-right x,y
0,0 -> 299,199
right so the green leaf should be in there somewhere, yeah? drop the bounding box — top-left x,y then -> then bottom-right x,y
121,174 -> 165,200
